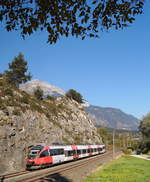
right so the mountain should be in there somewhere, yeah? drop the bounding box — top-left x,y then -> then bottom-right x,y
19,80 -> 65,97
85,105 -> 140,130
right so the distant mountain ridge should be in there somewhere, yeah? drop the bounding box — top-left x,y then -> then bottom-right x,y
85,105 -> 140,130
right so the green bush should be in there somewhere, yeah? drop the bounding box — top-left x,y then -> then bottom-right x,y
147,151 -> 150,155
34,86 -> 43,100
122,148 -> 132,155
66,89 -> 83,103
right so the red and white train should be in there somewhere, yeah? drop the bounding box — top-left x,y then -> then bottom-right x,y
26,144 -> 106,170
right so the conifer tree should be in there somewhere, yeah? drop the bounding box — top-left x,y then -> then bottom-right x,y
5,53 -> 32,86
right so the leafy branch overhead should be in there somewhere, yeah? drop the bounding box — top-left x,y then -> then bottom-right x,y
0,0 -> 144,43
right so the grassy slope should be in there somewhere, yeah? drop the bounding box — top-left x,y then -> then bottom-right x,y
82,156 -> 150,182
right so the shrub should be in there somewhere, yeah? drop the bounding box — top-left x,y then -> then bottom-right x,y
66,89 -> 83,103
46,95 -> 55,101
122,148 -> 132,155
34,86 -> 43,100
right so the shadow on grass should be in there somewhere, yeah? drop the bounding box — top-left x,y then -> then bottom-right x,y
42,173 -> 73,182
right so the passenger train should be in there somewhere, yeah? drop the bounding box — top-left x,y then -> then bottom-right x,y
26,144 -> 106,170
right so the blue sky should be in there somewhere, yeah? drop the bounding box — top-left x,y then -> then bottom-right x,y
0,2 -> 150,119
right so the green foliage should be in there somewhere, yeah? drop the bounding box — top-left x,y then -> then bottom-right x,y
122,148 -> 132,155
139,113 -> 150,153
139,113 -> 150,138
82,156 -> 150,182
147,151 -> 150,155
34,86 -> 44,100
139,139 -> 150,154
46,95 -> 55,101
0,0 -> 144,44
4,53 -> 32,86
66,89 -> 83,103
97,127 -> 109,144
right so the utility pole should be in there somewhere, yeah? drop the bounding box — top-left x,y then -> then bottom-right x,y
113,128 -> 115,159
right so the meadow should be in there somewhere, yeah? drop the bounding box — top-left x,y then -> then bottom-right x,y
82,156 -> 150,182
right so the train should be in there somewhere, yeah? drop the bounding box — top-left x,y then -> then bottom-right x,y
26,144 -> 106,170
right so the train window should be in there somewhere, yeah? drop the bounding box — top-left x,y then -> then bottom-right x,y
82,149 -> 87,154
88,149 -> 91,153
99,148 -> 102,151
54,149 -> 59,155
68,151 -> 72,156
49,149 -> 64,156
98,148 -> 100,151
56,149 -> 64,155
49,149 -> 54,156
31,151 -> 38,155
65,150 -> 74,156
94,148 -> 97,152
70,150 -> 74,156
59,149 -> 64,155
77,150 -> 81,155
39,150 -> 49,158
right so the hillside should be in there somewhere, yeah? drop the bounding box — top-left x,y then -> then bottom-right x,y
20,80 -> 140,131
0,78 -> 101,174
85,105 -> 140,130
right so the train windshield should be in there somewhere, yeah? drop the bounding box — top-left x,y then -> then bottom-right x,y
28,150 -> 39,159
28,154 -> 37,159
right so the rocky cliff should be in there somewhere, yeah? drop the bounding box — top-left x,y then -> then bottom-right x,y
0,78 -> 101,174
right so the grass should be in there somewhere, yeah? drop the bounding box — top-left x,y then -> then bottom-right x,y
82,156 -> 150,182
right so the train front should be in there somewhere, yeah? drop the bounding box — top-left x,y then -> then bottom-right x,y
26,145 -> 44,170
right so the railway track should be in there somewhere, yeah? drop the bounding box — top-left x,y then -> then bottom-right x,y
2,151 -> 121,182
0,171 -> 30,181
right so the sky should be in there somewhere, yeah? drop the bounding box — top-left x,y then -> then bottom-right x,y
0,2 -> 150,119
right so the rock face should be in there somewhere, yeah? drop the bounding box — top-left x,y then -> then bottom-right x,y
85,105 -> 140,130
0,79 -> 101,174
19,80 -> 65,97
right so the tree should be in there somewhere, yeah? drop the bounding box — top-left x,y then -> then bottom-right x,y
66,89 -> 83,103
34,86 -> 44,100
0,0 -> 144,44
139,113 -> 150,153
4,53 -> 32,86
139,113 -> 150,138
